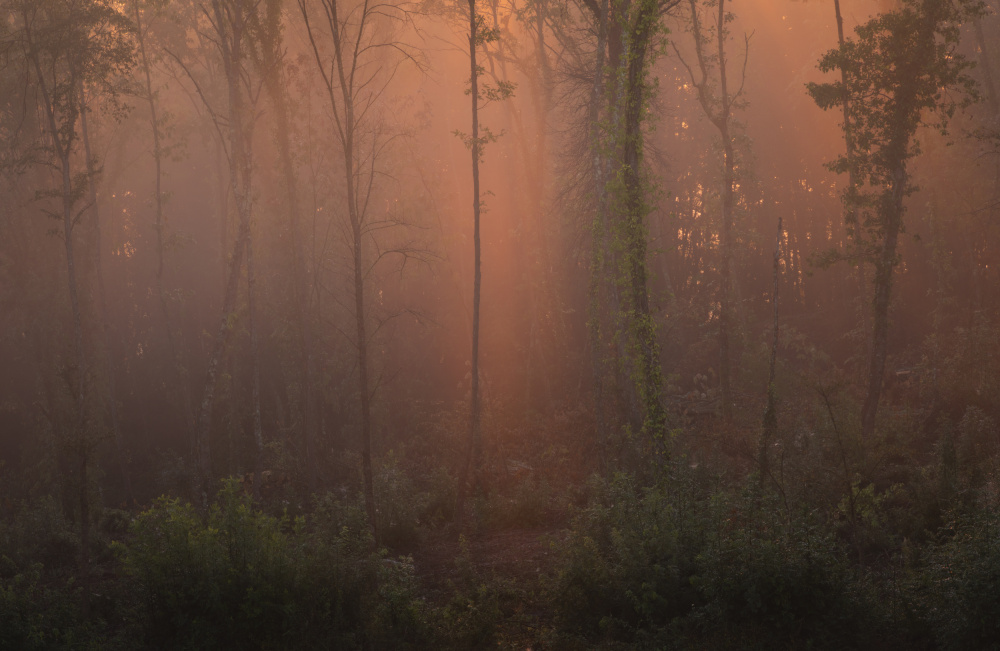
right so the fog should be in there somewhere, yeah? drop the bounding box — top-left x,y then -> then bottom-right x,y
1,0 -> 999,523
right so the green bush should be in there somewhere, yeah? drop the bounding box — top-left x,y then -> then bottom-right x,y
375,451 -> 428,549
121,479 -> 426,649
921,505 -> 1000,650
550,473 -> 701,640
0,496 -> 78,573
0,566 -> 100,650
688,493 -> 859,648
550,473 -> 871,648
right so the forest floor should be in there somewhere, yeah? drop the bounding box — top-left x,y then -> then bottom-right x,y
413,525 -> 564,597
412,524 -> 567,647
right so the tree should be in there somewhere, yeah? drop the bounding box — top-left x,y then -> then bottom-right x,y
808,0 -> 981,438
299,0 -> 421,537
248,0 -> 319,492
132,0 -> 197,448
452,0 -> 515,524
673,0 -> 749,424
8,0 -> 134,569
831,0 -> 873,368
610,0 -> 672,444
169,0 -> 265,500
79,82 -> 132,502
585,0 -> 676,452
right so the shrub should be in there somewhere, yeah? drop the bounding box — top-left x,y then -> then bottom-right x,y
688,493 -> 859,648
0,496 -> 78,573
0,566 -> 100,650
375,451 -> 427,549
428,537 -> 516,649
550,473 -> 701,640
121,479 -> 426,649
921,504 -> 1000,650
550,472 -> 870,648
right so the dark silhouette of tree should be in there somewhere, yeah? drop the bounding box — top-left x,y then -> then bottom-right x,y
132,0 -> 197,454
300,0 -> 421,537
454,0 -> 515,524
169,0 -> 265,500
248,0 -> 320,492
9,0 -> 134,569
808,0 -> 981,438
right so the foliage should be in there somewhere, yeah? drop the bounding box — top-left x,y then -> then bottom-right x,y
375,450 -> 428,548
806,0 -> 982,262
0,496 -> 78,572
550,472 -> 877,648
427,535 -> 525,649
550,473 -> 699,639
120,479 -> 426,649
0,566 -> 102,651
688,494 -> 860,648
920,502 -> 1000,650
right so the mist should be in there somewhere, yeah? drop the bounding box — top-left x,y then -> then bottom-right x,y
2,0 -> 1000,647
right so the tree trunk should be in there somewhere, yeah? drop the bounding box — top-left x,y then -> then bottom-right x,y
339,113 -> 376,534
354,215 -> 376,538
195,0 -> 255,501
79,446 -> 90,574
861,165 -> 905,438
620,0 -> 666,442
247,234 -> 264,502
268,63 -> 318,494
860,0 -> 943,438
719,134 -> 734,423
761,216 -> 782,475
26,18 -> 90,571
834,0 -> 872,369
457,0 -> 483,526
135,1 -> 196,443
684,0 -> 738,424
716,0 -> 735,424
79,87 -> 133,503
587,0 -> 610,449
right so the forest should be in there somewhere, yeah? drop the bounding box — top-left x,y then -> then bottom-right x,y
1,0 -> 1000,647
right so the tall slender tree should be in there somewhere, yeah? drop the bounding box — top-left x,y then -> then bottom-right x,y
10,0 -> 134,569
171,0 -> 264,499
248,0 -> 319,491
79,85 -> 132,502
133,0 -> 197,444
674,0 -> 749,424
808,0 -> 981,438
453,0 -> 515,523
587,0 -> 676,451
300,0 -> 420,536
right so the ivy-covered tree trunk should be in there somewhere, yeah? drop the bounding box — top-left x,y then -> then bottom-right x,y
587,0 -> 611,448
618,0 -> 666,442
860,165 -> 905,438
586,0 -> 673,452
859,1 -> 943,439
833,0 -> 872,370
